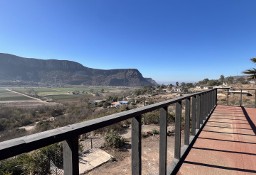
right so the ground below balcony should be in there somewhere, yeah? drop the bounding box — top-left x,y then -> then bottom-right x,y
178,105 -> 256,175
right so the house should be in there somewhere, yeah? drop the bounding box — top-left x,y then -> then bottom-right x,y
172,87 -> 182,92
111,102 -> 121,108
111,101 -> 128,108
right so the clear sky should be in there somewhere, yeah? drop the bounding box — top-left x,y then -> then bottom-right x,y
0,0 -> 256,84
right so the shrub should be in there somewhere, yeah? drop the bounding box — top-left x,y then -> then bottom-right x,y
142,111 -> 159,124
152,129 -> 159,135
104,130 -> 125,148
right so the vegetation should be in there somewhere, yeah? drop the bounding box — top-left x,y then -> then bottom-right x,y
104,130 -> 125,149
0,144 -> 62,175
243,57 -> 256,81
142,110 -> 175,125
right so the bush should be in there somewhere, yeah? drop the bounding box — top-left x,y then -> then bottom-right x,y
142,111 -> 159,124
152,129 -> 159,135
0,144 -> 62,175
104,130 -> 125,148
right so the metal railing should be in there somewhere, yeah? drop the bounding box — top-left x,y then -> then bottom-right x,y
217,88 -> 256,108
0,89 -> 217,175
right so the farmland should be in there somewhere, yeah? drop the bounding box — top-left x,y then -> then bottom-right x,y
1,87 -> 124,109
0,88 -> 32,101
10,86 -> 133,103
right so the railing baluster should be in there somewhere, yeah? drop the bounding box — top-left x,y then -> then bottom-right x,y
240,89 -> 243,106
212,90 -> 214,109
204,93 -> 206,120
132,115 -> 142,175
174,101 -> 182,159
211,90 -> 213,110
196,95 -> 200,130
213,89 -> 215,106
184,98 -> 190,145
215,89 -> 218,105
255,89 -> 256,108
200,94 -> 203,124
208,92 -> 210,112
200,94 -> 203,125
226,89 -> 229,106
191,96 -> 196,136
159,107 -> 168,175
63,136 -> 79,175
207,92 -> 209,116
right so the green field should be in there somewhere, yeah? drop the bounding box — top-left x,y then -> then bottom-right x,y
9,86 -> 133,103
0,88 -> 32,101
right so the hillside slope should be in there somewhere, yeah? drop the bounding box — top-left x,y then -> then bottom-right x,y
0,53 -> 157,86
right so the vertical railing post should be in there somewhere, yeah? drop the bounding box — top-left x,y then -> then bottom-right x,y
204,92 -> 210,120
210,91 -> 212,111
215,89 -> 218,106
205,93 -> 208,118
191,96 -> 196,136
240,89 -> 243,106
184,98 -> 190,145
226,89 -> 229,106
204,93 -> 207,119
210,91 -> 212,110
174,101 -> 182,159
132,115 -> 142,175
213,90 -> 215,108
159,107 -> 168,175
254,89 -> 256,108
203,93 -> 206,121
196,95 -> 200,130
207,92 -> 209,116
209,91 -> 212,111
63,136 -> 79,175
207,92 -> 210,115
200,94 -> 204,125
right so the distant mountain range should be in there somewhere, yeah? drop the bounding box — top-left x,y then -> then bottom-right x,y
0,53 -> 157,86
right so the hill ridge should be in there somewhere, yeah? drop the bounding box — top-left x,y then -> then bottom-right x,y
0,53 -> 157,86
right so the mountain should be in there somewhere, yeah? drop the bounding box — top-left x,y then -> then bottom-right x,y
0,53 -> 157,86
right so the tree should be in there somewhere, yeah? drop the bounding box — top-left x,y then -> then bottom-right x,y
176,82 -> 179,87
237,77 -> 247,84
200,78 -> 209,85
186,83 -> 194,88
219,75 -> 225,84
180,82 -> 186,88
208,80 -> 220,86
226,76 -> 234,84
243,58 -> 256,82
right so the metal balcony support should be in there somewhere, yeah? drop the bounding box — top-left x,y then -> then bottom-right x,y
132,115 -> 142,175
191,96 -> 196,136
63,136 -> 79,175
159,107 -> 168,175
174,101 -> 182,159
240,89 -> 243,106
196,95 -> 200,129
184,98 -> 190,146
255,90 -> 256,108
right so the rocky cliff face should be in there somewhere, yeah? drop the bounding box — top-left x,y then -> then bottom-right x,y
0,53 -> 157,86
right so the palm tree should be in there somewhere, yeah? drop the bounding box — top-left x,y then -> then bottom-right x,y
243,58 -> 256,82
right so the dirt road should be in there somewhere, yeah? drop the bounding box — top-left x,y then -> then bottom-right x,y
6,88 -> 47,103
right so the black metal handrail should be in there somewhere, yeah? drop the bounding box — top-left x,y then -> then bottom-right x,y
218,88 -> 256,107
0,88 -> 218,175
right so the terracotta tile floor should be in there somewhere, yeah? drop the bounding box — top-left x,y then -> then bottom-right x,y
178,105 -> 256,175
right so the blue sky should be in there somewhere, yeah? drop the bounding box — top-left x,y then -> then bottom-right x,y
0,0 -> 256,84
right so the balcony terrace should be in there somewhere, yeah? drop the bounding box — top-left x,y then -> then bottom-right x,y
0,88 -> 256,175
